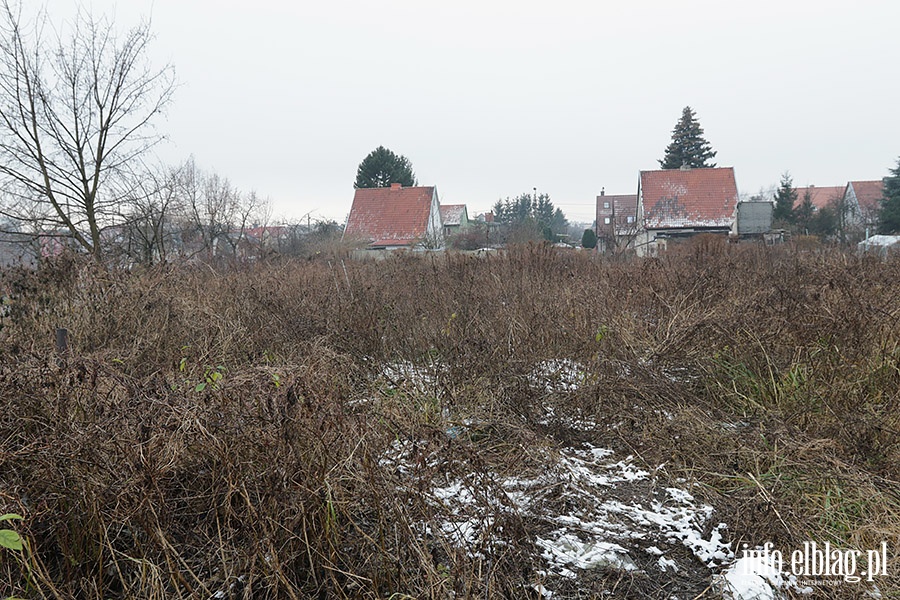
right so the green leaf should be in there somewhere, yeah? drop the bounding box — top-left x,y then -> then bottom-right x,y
0,529 -> 23,551
195,382 -> 207,392
0,513 -> 23,522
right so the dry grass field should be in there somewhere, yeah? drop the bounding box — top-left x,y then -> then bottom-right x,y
0,243 -> 898,599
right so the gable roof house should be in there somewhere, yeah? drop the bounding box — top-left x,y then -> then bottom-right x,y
792,185 -> 845,213
438,204 -> 469,238
843,180 -> 884,231
636,166 -> 739,255
343,184 -> 444,250
595,191 -> 639,253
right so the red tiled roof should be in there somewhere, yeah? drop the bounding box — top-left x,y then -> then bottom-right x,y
792,186 -> 844,212
439,204 -> 467,227
343,185 -> 436,247
640,167 -> 738,229
848,180 -> 884,213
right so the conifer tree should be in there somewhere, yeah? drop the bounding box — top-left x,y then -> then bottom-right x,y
581,228 -> 597,249
878,157 -> 900,234
772,172 -> 798,225
354,146 -> 417,188
659,106 -> 717,169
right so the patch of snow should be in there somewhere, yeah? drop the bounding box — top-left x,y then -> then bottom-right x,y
658,556 -> 679,572
717,554 -> 784,600
536,531 -> 637,573
380,360 -> 443,395
530,359 -> 590,394
381,436 -> 737,595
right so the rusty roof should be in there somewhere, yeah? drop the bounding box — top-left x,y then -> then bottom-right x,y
640,167 -> 738,229
343,184 -> 436,247
792,186 -> 844,212
439,204 -> 467,227
848,180 -> 885,213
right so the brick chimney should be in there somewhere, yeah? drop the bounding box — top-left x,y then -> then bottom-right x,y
390,182 -> 401,190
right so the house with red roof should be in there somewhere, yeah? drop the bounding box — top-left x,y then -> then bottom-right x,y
792,185 -> 845,213
636,166 -> 740,255
343,183 -> 444,249
843,180 -> 884,231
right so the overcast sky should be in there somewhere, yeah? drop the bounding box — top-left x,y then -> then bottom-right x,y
41,0 -> 900,225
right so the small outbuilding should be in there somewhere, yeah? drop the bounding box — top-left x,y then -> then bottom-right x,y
857,234 -> 900,256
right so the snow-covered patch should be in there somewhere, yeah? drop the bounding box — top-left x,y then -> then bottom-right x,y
658,556 -> 679,572
530,359 -> 590,394
380,438 -> 735,591
717,554 -> 785,600
537,403 -> 598,431
537,532 -> 637,574
716,551 -> 821,599
379,360 -> 444,395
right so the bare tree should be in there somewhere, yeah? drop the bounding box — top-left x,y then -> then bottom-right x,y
177,157 -> 270,261
0,1 -> 175,259
115,162 -> 181,265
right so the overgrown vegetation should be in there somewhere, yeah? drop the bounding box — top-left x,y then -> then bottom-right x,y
0,244 -> 898,598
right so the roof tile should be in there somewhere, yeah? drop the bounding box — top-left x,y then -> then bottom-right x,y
343,185 -> 436,247
640,167 -> 738,229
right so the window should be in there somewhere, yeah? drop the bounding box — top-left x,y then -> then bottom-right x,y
627,216 -> 634,224
603,202 -> 610,209
604,217 -> 611,225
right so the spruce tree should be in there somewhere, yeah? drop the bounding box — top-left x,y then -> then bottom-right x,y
659,106 -> 717,169
794,190 -> 816,234
878,157 -> 900,234
772,172 -> 798,226
354,146 -> 417,188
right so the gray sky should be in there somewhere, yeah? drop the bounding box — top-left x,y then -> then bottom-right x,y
42,0 -> 900,225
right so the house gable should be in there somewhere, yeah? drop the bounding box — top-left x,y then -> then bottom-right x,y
845,180 -> 884,226
596,193 -> 638,228
639,167 -> 739,231
343,184 -> 443,248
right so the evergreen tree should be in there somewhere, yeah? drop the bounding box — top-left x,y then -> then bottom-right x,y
581,228 -> 597,249
354,146 -> 417,188
772,172 -> 798,226
492,192 -> 567,241
659,106 -> 717,169
794,190 -> 816,234
878,157 -> 900,234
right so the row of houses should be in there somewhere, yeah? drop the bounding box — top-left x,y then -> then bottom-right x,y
341,168 -> 889,255
596,167 -> 888,255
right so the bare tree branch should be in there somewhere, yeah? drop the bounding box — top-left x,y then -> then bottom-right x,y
0,0 -> 175,259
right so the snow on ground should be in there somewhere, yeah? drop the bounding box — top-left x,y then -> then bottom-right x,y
373,359 -> 790,597
716,554 -> 786,600
380,437 -> 769,597
529,359 -> 589,394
